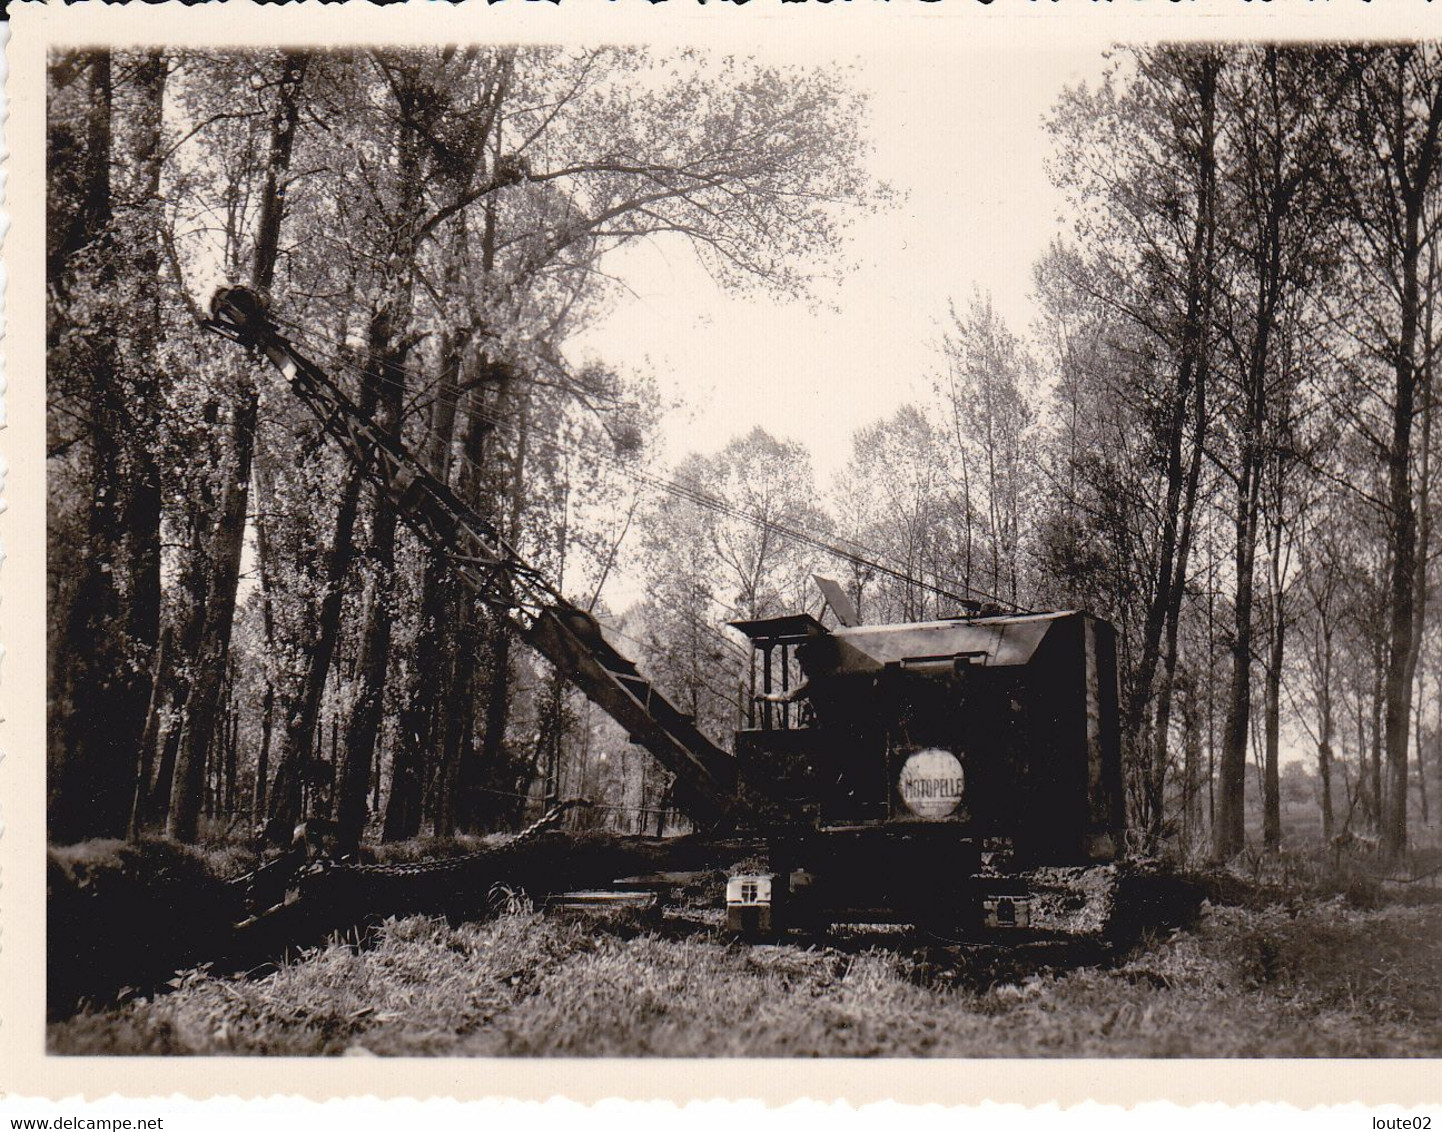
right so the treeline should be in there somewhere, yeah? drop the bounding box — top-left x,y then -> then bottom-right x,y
47,46 -> 878,850
48,45 -> 1442,862
632,46 -> 1442,863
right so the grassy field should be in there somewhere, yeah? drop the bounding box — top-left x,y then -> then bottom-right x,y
50,885 -> 1442,1057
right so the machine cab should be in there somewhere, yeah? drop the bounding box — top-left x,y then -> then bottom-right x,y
729,607 -> 1126,866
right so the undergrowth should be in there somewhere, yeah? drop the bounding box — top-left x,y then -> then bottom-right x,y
50,895 -> 1442,1057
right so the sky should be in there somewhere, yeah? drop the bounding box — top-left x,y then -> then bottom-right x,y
566,43 -> 1317,771
569,45 -> 1112,487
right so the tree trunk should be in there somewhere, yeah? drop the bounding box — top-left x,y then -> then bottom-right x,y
224,683 -> 239,815
1358,687 -> 1369,831
142,429 -> 222,830
117,51 -> 169,839
256,682 -> 274,826
389,558 -> 456,840
1381,194 -> 1423,859
269,469 -> 363,833
130,623 -> 172,838
1421,695 -> 1433,825
250,52 -> 307,294
333,74 -> 426,853
472,395 -> 530,829
1262,601 -> 1284,852
1214,50 -> 1290,860
335,504 -> 397,851
49,51 -> 150,844
1262,461 -> 1287,852
1214,398 -> 1265,859
168,393 -> 259,841
433,632 -> 480,838
429,332 -> 513,836
537,484 -> 573,811
386,325 -> 466,841
1414,240 -> 1437,831
167,54 -> 308,842
1150,360 -> 1209,845
1317,622 -> 1336,843
1350,51 -> 1442,860
252,463 -> 281,825
1371,639 -> 1386,830
538,670 -> 569,810
1137,53 -> 1218,843
335,328 -> 409,851
401,143 -> 505,840
430,358 -> 503,837
1178,668 -> 1203,850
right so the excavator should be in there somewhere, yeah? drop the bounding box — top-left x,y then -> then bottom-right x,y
207,286 -> 1192,946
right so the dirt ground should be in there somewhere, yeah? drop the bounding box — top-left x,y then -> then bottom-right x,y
49,892 -> 1442,1057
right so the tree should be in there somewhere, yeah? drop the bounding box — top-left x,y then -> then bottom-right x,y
1044,48 -> 1222,842
638,428 -> 829,734
1330,46 -> 1442,858
167,52 -> 310,843
833,406 -> 963,624
1213,47 -> 1335,858
937,295 -> 1038,611
48,51 -> 167,843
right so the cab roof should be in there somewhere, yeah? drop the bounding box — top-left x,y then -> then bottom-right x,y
727,613 -> 828,644
729,609 -> 1086,669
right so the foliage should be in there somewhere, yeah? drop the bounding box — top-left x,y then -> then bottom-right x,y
46,43 -> 1442,862
47,46 -> 885,846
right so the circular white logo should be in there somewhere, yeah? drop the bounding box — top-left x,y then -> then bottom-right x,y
897,748 -> 965,818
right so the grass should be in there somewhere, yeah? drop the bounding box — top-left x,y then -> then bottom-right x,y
50,889 -> 1442,1057
49,826 -> 1442,1056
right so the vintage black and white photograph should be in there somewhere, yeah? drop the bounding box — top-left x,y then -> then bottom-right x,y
42,29 -> 1442,1060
